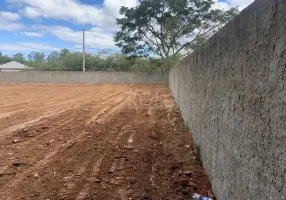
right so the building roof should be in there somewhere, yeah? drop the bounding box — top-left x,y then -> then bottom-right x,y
0,61 -> 33,70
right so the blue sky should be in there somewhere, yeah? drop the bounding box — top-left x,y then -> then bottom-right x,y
0,0 -> 254,56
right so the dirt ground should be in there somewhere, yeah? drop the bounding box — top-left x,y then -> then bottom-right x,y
0,83 -> 212,200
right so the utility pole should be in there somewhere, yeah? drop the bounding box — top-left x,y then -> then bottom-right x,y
81,29 -> 86,72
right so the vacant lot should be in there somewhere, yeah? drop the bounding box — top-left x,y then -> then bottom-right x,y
0,83 -> 211,200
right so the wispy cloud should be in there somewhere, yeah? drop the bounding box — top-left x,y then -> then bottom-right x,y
0,11 -> 24,31
0,42 -> 60,52
1,0 -> 254,52
0,11 -> 21,21
34,25 -> 116,49
225,0 -> 255,10
7,0 -> 138,27
20,31 -> 44,37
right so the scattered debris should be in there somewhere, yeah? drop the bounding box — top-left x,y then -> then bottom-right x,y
192,193 -> 213,200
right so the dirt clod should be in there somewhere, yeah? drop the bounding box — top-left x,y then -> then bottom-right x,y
12,139 -> 21,144
183,171 -> 193,177
12,162 -> 25,167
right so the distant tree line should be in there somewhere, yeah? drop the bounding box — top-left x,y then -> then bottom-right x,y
0,49 -> 179,72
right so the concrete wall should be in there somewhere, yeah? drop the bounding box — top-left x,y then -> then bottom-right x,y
169,0 -> 285,199
0,71 -> 168,84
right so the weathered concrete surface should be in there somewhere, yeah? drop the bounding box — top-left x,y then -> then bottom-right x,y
0,71 -> 168,84
169,0 -> 286,199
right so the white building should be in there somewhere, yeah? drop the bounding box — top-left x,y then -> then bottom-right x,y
0,61 -> 33,72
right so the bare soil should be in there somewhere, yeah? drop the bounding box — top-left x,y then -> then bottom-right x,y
0,83 -> 212,200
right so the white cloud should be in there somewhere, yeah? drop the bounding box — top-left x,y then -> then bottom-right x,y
212,0 -> 254,10
212,0 -> 232,10
2,0 -> 254,51
0,42 -> 60,52
20,31 -> 44,37
0,11 -> 24,31
0,11 -> 21,21
7,0 -> 253,29
225,0 -> 255,10
7,0 -> 138,27
0,22 -> 24,31
20,6 -> 41,19
34,25 -> 116,49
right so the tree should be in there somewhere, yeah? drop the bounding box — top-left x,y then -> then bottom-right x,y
0,54 -> 12,64
12,53 -> 25,63
28,51 -> 35,61
105,54 -> 133,71
85,54 -> 105,71
59,48 -> 71,59
28,51 -> 46,62
63,52 -> 82,71
47,51 -> 60,62
115,0 -> 238,59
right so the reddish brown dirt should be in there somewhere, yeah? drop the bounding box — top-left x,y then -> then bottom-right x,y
0,83 -> 212,200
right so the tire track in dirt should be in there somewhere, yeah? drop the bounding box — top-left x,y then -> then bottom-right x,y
55,93 -> 131,199
0,87 -> 122,131
0,109 -> 70,136
0,109 -> 26,120
70,99 -> 133,199
0,85 -> 119,130
0,84 -> 213,200
86,92 -> 128,125
0,89 -> 124,150
54,96 -> 134,199
0,90 -> 127,177
0,86 -> 132,199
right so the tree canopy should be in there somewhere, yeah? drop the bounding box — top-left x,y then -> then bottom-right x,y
12,53 -> 25,63
115,0 -> 238,59
0,52 -> 12,64
28,51 -> 46,62
47,51 -> 60,62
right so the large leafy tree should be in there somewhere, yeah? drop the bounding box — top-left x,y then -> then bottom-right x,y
115,0 -> 238,59
28,51 -> 46,62
59,48 -> 71,59
47,51 -> 60,62
0,53 -> 12,64
12,53 -> 25,63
